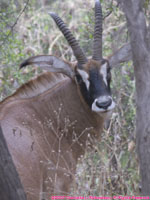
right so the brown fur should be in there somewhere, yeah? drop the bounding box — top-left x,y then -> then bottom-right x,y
0,72 -> 105,199
83,59 -> 101,72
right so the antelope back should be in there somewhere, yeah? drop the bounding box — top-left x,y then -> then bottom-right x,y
0,73 -> 103,199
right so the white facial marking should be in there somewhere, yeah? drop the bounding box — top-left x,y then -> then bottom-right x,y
77,69 -> 90,90
92,96 -> 115,114
100,62 -> 108,86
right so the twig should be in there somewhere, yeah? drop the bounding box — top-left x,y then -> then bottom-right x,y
1,0 -> 30,45
103,0 -> 114,20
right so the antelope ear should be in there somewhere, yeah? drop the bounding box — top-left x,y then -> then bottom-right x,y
20,55 -> 75,79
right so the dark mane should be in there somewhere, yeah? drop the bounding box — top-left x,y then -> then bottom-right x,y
0,72 -> 67,106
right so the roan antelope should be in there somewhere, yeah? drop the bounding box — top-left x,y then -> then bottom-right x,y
0,0 -> 115,199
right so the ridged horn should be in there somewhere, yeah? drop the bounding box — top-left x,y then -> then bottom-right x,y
49,12 -> 88,68
92,0 -> 103,61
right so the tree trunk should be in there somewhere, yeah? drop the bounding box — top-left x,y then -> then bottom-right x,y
121,0 -> 150,195
0,125 -> 27,200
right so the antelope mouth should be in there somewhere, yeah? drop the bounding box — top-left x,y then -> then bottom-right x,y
91,96 -> 115,113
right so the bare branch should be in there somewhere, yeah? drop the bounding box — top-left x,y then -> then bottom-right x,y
103,0 -> 114,20
1,0 -> 29,45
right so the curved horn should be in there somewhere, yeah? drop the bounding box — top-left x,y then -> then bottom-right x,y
49,12 -> 87,68
92,0 -> 103,61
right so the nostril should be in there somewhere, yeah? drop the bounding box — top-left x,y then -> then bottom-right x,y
96,98 -> 112,109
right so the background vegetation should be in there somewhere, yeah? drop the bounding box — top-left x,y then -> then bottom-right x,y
0,0 -> 139,196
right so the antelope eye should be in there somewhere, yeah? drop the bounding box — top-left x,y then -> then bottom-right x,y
107,72 -> 111,80
107,67 -> 111,81
75,74 -> 83,84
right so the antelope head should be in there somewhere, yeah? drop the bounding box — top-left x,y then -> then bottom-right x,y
20,0 -> 115,115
